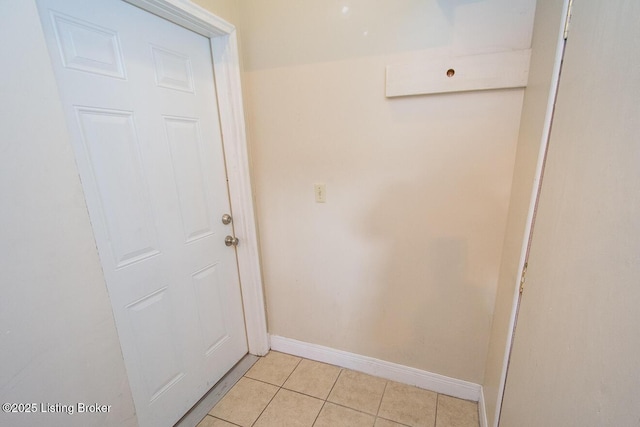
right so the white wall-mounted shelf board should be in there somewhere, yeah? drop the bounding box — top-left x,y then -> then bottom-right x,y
385,49 -> 531,98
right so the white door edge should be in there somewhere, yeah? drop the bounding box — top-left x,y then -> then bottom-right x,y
493,0 -> 571,425
125,0 -> 269,356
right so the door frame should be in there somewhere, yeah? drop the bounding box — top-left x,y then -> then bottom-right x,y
124,0 -> 269,356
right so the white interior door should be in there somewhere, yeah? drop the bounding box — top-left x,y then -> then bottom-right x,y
36,0 -> 248,425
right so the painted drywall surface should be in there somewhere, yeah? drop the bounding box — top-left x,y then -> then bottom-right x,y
481,0 -> 565,424
190,0 -> 240,26
500,1 -> 640,425
235,0 -> 536,383
0,2 -> 136,426
240,0 -> 535,71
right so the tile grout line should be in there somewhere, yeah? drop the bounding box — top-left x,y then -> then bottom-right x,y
281,366 -> 343,401
281,355 -> 304,385
320,367 -> 395,422
280,386 -> 333,402
310,400 -> 327,426
249,353 -> 303,426
243,376 -> 281,388
323,400 -> 380,419
375,380 -> 389,417
375,415 -> 412,427
209,414 -> 243,427
311,366 -> 343,426
248,382 -> 280,427
324,367 -> 344,402
433,393 -> 439,427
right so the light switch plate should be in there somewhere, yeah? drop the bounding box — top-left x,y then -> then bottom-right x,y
314,184 -> 326,203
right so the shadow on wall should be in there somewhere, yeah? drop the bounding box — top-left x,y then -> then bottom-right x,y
437,0 -> 486,22
354,175 -> 492,374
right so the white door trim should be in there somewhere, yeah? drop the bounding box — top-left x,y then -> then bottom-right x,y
125,0 -> 269,356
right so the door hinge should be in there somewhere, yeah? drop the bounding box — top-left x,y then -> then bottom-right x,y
519,262 -> 528,294
563,0 -> 574,40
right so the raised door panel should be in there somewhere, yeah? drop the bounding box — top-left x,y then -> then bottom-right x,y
75,107 -> 161,268
163,116 -> 214,243
50,11 -> 126,79
191,264 -> 231,356
152,45 -> 195,93
126,288 -> 185,403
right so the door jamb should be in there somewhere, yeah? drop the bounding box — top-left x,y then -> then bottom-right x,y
124,0 -> 269,356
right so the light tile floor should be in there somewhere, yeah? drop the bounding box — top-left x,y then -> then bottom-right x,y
197,351 -> 479,427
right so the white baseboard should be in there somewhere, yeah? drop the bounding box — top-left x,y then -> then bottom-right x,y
269,335 -> 481,402
479,386 -> 488,427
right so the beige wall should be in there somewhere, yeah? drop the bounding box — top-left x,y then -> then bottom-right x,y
223,0 -> 537,383
190,0 -> 240,26
481,0 -> 566,424
0,2 -> 136,426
